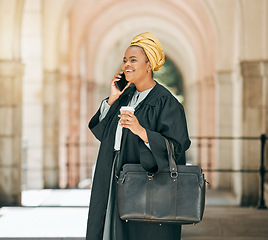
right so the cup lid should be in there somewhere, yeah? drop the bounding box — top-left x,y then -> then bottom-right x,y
120,106 -> 135,111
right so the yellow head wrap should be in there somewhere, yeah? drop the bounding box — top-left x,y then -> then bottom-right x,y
130,32 -> 165,72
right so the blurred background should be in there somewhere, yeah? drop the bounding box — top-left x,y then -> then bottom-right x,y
0,0 -> 268,210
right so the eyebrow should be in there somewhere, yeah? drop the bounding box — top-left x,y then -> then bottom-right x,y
123,56 -> 137,59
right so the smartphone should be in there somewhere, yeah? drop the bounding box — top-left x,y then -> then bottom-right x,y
115,73 -> 128,91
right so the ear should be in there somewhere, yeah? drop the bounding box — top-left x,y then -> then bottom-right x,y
147,61 -> 152,73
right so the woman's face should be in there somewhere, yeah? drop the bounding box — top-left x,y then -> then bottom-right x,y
121,46 -> 151,84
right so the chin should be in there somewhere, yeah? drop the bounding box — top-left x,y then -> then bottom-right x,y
126,76 -> 134,83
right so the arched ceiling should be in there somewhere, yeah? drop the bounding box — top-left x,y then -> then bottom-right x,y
91,16 -> 197,86
43,0 -> 75,71
68,0 -> 217,85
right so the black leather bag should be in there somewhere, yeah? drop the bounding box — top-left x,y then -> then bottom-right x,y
117,138 -> 206,224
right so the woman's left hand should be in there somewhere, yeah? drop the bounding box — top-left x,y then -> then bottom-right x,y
119,111 -> 148,143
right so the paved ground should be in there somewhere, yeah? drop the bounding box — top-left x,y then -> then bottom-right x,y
0,189 -> 267,240
181,206 -> 268,240
0,207 -> 87,239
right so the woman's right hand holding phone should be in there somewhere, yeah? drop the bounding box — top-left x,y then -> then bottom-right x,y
108,71 -> 130,106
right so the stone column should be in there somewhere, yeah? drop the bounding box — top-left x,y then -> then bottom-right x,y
67,75 -> 81,188
0,61 -> 24,206
215,71 -> 234,190
240,60 -> 267,205
43,71 -> 59,188
197,78 -> 216,187
183,82 -> 199,165
80,79 -> 95,184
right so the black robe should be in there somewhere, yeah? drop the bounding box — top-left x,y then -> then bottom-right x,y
86,82 -> 191,240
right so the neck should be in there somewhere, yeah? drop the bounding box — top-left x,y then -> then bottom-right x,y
135,77 -> 156,92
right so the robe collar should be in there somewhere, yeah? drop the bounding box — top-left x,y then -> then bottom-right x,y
122,81 -> 164,110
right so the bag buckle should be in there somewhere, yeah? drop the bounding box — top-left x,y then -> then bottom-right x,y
147,172 -> 154,180
170,171 -> 178,179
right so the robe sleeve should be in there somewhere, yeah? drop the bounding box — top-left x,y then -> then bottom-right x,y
99,99 -> 111,122
88,97 -> 119,142
141,95 -> 191,172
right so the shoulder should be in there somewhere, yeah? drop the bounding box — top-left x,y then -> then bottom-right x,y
145,82 -> 183,109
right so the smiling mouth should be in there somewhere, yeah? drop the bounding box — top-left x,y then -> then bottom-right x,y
125,69 -> 134,73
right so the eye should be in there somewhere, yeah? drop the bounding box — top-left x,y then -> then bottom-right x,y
131,59 -> 137,62
123,59 -> 127,63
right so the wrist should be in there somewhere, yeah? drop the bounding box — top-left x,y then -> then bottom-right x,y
108,96 -> 117,105
138,127 -> 148,143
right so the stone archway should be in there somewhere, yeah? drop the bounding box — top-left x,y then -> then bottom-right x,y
1,0 -> 267,207
63,0 -> 217,188
63,0 -> 268,205
154,56 -> 184,102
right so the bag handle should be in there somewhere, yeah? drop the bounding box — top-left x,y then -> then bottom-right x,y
163,138 -> 178,176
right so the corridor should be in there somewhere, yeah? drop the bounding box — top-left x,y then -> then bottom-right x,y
1,1 -> 268,239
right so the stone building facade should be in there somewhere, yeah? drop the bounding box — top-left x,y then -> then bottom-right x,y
0,0 -> 268,206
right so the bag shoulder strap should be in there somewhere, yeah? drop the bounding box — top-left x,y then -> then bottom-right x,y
163,138 -> 177,174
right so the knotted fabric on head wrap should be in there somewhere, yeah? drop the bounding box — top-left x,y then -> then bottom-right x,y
130,32 -> 165,72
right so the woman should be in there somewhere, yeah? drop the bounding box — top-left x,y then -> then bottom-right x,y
86,32 -> 191,240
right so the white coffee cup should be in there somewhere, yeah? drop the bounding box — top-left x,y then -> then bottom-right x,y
120,106 -> 135,120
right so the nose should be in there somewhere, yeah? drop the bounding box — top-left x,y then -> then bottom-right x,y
124,60 -> 131,66
122,59 -> 131,70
